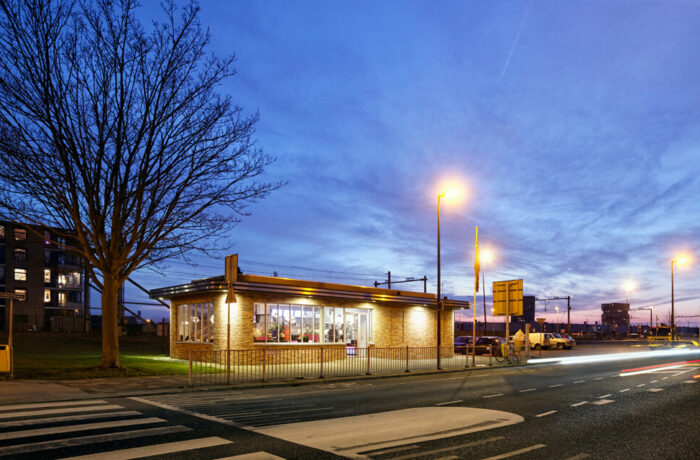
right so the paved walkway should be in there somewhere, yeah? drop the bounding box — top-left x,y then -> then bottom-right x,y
0,375 -> 191,405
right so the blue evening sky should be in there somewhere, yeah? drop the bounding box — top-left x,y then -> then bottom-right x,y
131,0 -> 700,327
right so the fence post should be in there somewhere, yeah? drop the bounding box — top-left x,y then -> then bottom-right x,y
489,345 -> 493,366
465,345 -> 469,368
188,350 -> 193,386
226,347 -> 231,385
366,347 -> 371,375
405,345 -> 410,372
319,347 -> 324,378
262,349 -> 266,383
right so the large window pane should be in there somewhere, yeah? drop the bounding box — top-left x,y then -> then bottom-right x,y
279,304 -> 290,342
290,305 -> 302,342
254,303 -> 266,342
324,307 -> 335,343
334,308 -> 345,343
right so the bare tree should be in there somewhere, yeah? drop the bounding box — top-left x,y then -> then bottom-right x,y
0,0 -> 280,367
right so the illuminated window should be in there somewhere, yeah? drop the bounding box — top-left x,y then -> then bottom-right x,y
58,291 -> 66,306
177,303 -> 214,343
44,269 -> 51,283
14,268 -> 27,281
14,248 -> 27,261
252,304 -> 371,345
14,289 -> 26,302
0,225 -> 4,240
44,289 -> 51,303
14,228 -> 26,241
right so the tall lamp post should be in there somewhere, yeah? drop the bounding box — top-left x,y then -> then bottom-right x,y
671,255 -> 688,342
437,192 -> 444,369
481,249 -> 494,335
623,281 -> 635,337
436,187 -> 461,369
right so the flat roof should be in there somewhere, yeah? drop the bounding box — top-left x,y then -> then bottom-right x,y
150,273 -> 470,309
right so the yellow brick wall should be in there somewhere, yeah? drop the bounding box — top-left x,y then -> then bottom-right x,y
169,291 -> 459,359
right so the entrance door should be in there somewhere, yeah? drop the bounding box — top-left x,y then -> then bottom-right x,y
358,313 -> 368,349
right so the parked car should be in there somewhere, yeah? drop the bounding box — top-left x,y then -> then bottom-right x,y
528,332 -> 551,350
454,335 -> 472,353
561,334 -> 576,347
474,336 -> 505,356
549,333 -> 575,350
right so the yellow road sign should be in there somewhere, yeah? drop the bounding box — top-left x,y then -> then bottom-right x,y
492,279 -> 523,316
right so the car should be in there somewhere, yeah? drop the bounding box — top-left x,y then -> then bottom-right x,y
549,333 -> 575,350
454,335 -> 473,354
528,332 -> 551,350
474,336 -> 506,356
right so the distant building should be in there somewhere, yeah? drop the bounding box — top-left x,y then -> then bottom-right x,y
0,221 -> 88,332
601,302 -> 629,334
511,295 -> 536,324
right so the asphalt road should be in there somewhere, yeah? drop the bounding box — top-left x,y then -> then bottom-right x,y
1,345 -> 698,459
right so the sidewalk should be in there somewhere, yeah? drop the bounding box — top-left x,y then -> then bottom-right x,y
0,374 -> 191,405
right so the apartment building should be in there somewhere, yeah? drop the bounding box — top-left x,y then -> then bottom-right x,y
0,221 -> 88,332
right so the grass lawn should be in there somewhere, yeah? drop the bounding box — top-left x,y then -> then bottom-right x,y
0,332 -> 189,379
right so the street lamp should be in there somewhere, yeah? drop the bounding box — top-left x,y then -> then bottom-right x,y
436,186 -> 461,369
481,248 -> 494,335
671,255 -> 689,342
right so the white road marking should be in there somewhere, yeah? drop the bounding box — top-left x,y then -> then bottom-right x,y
483,394 -> 503,398
130,397 -> 239,427
636,384 -> 646,387
385,436 -> 503,460
570,401 -> 588,407
535,410 -> 557,417
0,411 -> 142,429
619,389 -> 630,393
592,399 -> 614,405
648,388 -> 663,392
363,444 -> 420,456
436,400 -> 462,406
564,454 -> 591,460
0,417 -> 165,441
215,453 -> 284,460
253,407 -> 524,458
662,377 -> 669,380
481,443 -> 546,459
0,425 -> 190,456
650,380 -> 658,383
519,388 -> 536,392
598,394 -> 612,399
549,384 -> 563,388
0,405 -> 124,420
594,377 -> 604,381
61,436 -> 232,460
573,380 -> 585,384
683,380 -> 697,384
0,400 -> 108,412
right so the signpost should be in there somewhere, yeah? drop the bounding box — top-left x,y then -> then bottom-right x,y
0,292 -> 27,379
224,254 -> 238,385
492,279 -> 524,355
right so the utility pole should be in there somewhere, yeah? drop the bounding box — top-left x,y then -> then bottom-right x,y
374,272 -> 428,293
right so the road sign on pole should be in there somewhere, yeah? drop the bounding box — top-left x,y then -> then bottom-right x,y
492,279 -> 523,316
0,292 -> 25,379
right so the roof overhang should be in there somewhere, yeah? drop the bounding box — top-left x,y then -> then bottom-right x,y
150,274 -> 470,309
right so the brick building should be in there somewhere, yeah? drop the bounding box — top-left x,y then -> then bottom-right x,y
601,302 -> 629,334
149,255 -> 469,360
0,221 -> 88,332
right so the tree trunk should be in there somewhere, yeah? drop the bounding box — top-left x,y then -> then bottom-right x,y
101,274 -> 120,368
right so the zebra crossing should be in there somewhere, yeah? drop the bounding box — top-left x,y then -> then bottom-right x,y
134,393 -> 338,428
0,398 -> 276,459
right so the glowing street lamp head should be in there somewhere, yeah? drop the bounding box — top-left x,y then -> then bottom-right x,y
623,280 -> 637,292
437,181 -> 466,203
481,248 -> 495,264
673,254 -> 690,265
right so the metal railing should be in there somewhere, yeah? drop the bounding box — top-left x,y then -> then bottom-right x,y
187,345 -> 522,386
